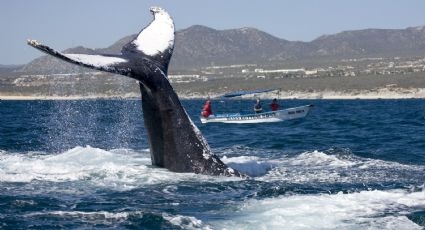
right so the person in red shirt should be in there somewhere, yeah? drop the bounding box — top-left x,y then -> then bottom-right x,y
270,98 -> 280,111
201,99 -> 213,118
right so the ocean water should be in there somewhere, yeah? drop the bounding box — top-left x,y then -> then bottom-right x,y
0,99 -> 424,229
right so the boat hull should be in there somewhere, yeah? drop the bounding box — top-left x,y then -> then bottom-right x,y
200,104 -> 313,124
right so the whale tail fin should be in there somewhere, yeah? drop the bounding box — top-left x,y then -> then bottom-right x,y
27,6 -> 175,75
27,39 -> 131,75
121,6 -> 175,72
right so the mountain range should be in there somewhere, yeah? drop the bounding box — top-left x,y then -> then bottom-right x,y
0,64 -> 23,74
18,25 -> 425,74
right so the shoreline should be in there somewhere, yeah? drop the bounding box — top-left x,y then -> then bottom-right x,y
0,95 -> 136,101
1,88 -> 425,100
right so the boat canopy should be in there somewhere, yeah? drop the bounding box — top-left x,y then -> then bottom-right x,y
222,88 -> 278,98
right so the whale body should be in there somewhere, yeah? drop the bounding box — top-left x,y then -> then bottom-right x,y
27,6 -> 242,177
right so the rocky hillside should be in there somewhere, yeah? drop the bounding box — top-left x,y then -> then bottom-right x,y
19,25 -> 425,73
310,26 -> 425,57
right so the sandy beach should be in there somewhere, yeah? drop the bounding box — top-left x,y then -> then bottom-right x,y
1,87 -> 425,100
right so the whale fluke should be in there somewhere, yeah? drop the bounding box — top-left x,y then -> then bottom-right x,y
27,40 -> 131,76
27,7 -> 243,177
121,6 -> 175,68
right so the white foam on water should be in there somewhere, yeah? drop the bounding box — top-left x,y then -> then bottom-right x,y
26,210 -> 143,221
0,146 -> 422,191
163,213 -> 213,230
0,146 -> 240,189
234,150 -> 425,184
221,156 -> 276,177
26,210 -> 211,229
289,150 -> 356,167
212,189 -> 425,230
2,147 -> 424,229
0,146 -> 147,184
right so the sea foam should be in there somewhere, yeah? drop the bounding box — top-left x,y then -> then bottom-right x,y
0,146 -> 239,189
212,189 -> 425,229
0,147 -> 423,189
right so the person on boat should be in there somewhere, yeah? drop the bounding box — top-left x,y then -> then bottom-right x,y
270,98 -> 280,111
201,99 -> 213,118
254,98 -> 262,113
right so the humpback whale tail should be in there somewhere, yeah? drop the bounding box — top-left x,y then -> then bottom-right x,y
28,7 -> 243,177
27,6 -> 174,78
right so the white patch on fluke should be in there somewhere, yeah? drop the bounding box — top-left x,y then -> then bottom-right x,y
64,54 -> 127,68
132,6 -> 175,56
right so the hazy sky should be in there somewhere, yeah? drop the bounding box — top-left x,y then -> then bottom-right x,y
1,0 -> 424,65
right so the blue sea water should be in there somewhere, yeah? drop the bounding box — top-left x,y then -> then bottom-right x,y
0,99 -> 424,229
